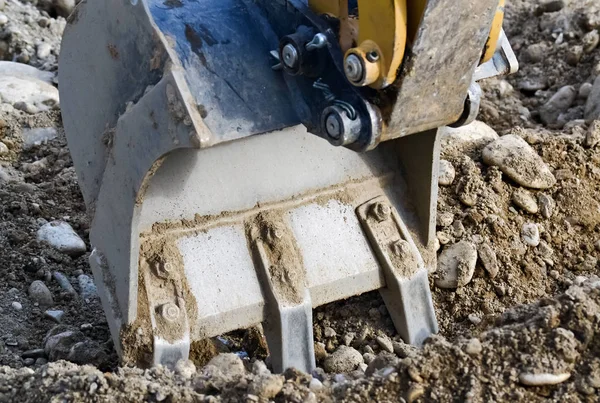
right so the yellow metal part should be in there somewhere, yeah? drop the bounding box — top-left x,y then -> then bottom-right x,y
407,0 -> 427,43
308,0 -> 345,17
482,0 -> 505,63
345,0 -> 408,89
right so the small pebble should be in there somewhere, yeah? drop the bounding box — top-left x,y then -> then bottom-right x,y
465,338 -> 482,356
11,301 -> 23,311
438,160 -> 456,186
519,372 -> 571,386
522,223 -> 541,247
376,336 -> 394,353
512,188 -> 538,214
44,310 -> 64,323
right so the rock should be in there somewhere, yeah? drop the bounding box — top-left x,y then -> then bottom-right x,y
0,13 -> 6,26
323,346 -> 363,373
0,71 -> 58,112
11,301 -> 22,311
0,0 -> 4,11
22,349 -> 46,359
535,0 -> 565,15
523,43 -> 546,63
406,384 -> 425,403
37,221 -> 86,256
248,374 -> 284,399
585,76 -> 600,122
585,121 -> 600,148
174,360 -> 196,379
22,128 -> 57,149
53,0 -> 76,18
478,243 -> 499,278
376,336 -> 394,353
438,160 -> 455,186
309,378 -> 324,392
323,327 -> 336,338
77,274 -> 97,300
512,188 -> 538,214
583,30 -> 600,53
440,121 -> 499,157
0,141 -> 8,155
437,212 -> 454,227
521,223 -> 540,247
365,353 -> 399,376
28,280 -> 54,307
67,339 -> 109,367
539,86 -> 577,125
44,330 -> 86,361
363,353 -> 376,364
53,271 -> 77,295
207,354 -> 246,377
14,102 -> 39,115
538,193 -> 556,219
36,43 -> 52,59
0,62 -> 55,84
482,135 -> 556,189
519,372 -> 571,386
579,83 -> 593,99
44,310 -> 64,323
464,338 -> 482,356
435,241 -> 477,289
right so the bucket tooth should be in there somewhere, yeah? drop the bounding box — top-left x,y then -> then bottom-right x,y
356,196 -> 439,345
250,216 -> 316,373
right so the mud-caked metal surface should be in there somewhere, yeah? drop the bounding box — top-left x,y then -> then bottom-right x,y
59,0 -> 515,372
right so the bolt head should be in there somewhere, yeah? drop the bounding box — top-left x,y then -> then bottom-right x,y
282,44 -> 299,69
159,303 -> 180,322
325,113 -> 342,140
366,51 -> 380,63
371,202 -> 391,222
344,54 -> 364,83
390,240 -> 411,258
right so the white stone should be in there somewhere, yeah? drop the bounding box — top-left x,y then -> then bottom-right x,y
37,221 -> 86,256
22,128 -> 57,148
438,160 -> 456,186
521,223 -> 540,247
0,75 -> 59,112
0,141 -> 8,155
436,241 -> 477,289
440,121 -> 499,157
482,135 -> 556,189
11,301 -> 22,311
323,346 -> 363,373
519,372 -> 571,386
0,61 -> 55,84
36,43 -> 52,59
0,13 -> 7,26
174,359 -> 197,379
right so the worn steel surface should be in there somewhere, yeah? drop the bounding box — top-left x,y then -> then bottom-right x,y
380,0 -> 499,139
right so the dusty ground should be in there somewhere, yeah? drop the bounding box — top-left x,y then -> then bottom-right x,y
1,0 -> 600,401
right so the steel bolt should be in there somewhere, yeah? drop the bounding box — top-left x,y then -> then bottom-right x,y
344,54 -> 364,83
159,302 -> 180,322
371,202 -> 391,222
366,51 -> 379,63
390,239 -> 411,258
282,43 -> 299,69
325,113 -> 342,140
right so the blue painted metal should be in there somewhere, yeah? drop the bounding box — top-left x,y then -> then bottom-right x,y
148,0 -> 299,143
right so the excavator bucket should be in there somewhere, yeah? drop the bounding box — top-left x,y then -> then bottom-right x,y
59,0 -> 517,372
